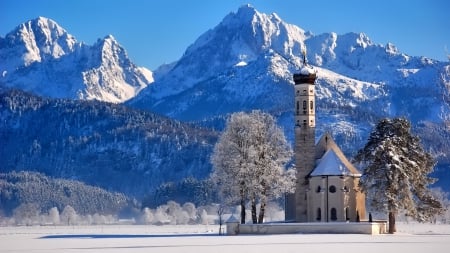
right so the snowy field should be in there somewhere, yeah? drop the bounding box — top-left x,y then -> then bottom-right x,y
1,223 -> 450,253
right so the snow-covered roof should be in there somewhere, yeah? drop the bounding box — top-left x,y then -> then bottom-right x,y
300,66 -> 315,75
310,149 -> 361,177
310,132 -> 361,177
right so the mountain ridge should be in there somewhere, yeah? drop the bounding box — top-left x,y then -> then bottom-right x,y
127,5 -> 450,187
1,4 -> 449,200
0,17 -> 152,103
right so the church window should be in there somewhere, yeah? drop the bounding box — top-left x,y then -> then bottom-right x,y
316,208 -> 322,221
316,186 -> 322,193
331,208 -> 337,221
329,185 -> 336,193
342,186 -> 349,192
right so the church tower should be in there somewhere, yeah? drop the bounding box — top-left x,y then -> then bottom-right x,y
285,54 -> 317,222
285,52 -> 366,223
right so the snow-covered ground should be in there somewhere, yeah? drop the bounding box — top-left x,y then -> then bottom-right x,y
1,223 -> 449,253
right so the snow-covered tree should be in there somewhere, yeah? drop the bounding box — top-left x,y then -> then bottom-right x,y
141,207 -> 154,224
13,203 -> 40,226
430,187 -> 450,223
210,110 -> 296,224
355,117 -> 444,233
61,205 -> 77,225
200,209 -> 209,225
182,202 -> 197,222
153,205 -> 170,225
48,207 -> 60,225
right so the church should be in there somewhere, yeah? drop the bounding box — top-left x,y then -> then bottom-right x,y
285,61 -> 366,223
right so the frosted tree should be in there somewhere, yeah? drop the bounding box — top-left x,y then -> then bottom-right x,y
153,204 -> 171,224
182,202 -> 197,222
355,118 -> 443,233
48,207 -> 60,225
200,209 -> 209,225
211,110 -> 296,224
61,205 -> 77,225
141,207 -> 154,224
13,203 -> 40,226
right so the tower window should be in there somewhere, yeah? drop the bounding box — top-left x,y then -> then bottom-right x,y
316,186 -> 322,193
296,101 -> 300,115
317,208 -> 322,221
329,185 -> 336,193
303,101 -> 307,110
310,101 -> 314,110
331,208 -> 337,221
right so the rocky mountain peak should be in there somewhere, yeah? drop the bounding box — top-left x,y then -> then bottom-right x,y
0,17 -> 152,103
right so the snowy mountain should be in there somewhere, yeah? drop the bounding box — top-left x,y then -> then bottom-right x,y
1,5 -> 449,202
128,5 -> 450,185
0,17 -> 152,103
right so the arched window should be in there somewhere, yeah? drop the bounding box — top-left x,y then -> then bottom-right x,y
316,208 -> 321,221
310,101 -> 313,110
316,186 -> 322,193
345,207 -> 350,221
296,101 -> 300,115
303,100 -> 307,110
329,185 -> 336,193
331,208 -> 337,221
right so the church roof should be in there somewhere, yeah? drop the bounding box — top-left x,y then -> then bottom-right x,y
310,132 -> 361,177
310,149 -> 361,176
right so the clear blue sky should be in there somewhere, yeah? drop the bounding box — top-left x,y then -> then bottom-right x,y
1,0 -> 449,70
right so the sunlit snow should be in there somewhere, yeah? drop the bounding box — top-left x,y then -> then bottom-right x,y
0,223 -> 449,253
235,61 -> 248,67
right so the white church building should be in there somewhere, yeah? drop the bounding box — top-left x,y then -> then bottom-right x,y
285,62 -> 366,223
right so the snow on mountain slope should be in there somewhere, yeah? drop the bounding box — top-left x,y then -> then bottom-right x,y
0,16 -> 77,72
0,17 -> 152,103
128,5 -> 390,121
132,5 -> 309,102
128,5 -> 450,173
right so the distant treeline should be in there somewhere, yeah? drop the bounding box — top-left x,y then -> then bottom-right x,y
0,171 -> 131,216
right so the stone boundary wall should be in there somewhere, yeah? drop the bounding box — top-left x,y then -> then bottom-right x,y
226,221 -> 387,235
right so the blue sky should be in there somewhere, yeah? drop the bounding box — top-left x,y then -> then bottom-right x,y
1,0 -> 449,70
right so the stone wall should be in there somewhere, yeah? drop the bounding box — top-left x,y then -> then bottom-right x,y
226,221 -> 387,235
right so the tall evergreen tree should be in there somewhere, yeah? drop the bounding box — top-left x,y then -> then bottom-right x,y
355,118 -> 444,233
210,110 -> 296,224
